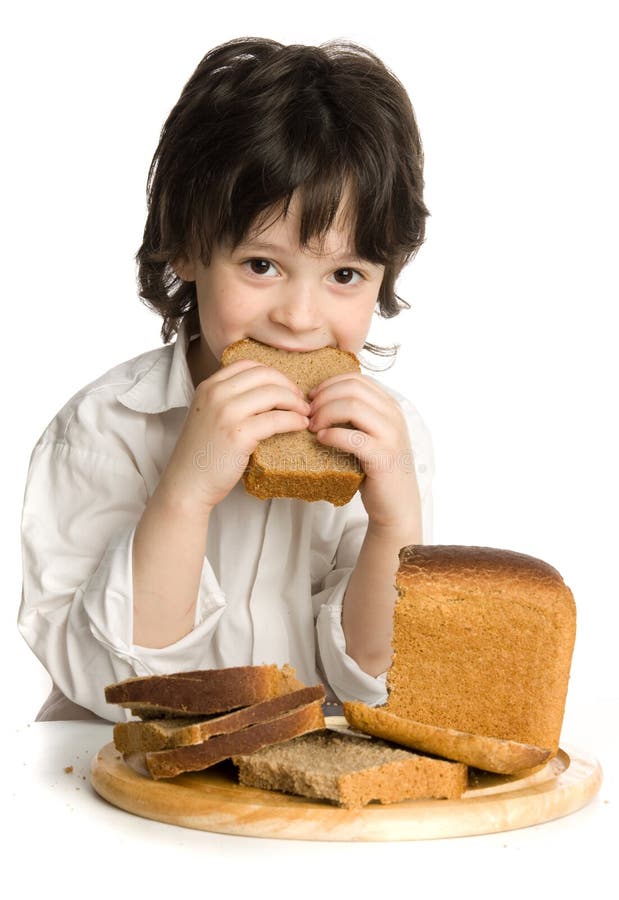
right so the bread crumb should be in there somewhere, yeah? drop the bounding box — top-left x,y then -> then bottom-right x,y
64,765 -> 73,774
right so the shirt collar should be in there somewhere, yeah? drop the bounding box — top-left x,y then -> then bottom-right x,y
116,319 -> 198,414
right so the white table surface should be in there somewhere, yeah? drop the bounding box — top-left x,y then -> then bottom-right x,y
5,697 -> 617,900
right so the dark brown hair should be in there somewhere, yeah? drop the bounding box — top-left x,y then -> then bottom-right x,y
135,37 -> 429,363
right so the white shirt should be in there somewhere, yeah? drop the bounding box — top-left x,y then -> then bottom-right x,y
18,322 -> 434,722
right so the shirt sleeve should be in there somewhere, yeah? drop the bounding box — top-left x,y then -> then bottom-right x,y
314,396 -> 434,706
18,440 -> 227,721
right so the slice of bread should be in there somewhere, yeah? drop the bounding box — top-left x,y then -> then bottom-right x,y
232,730 -> 467,808
145,700 -> 326,779
105,664 -> 304,718
113,684 -> 325,753
221,338 -> 365,505
343,702 -> 552,775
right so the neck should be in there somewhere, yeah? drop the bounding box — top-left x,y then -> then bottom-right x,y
187,335 -> 219,387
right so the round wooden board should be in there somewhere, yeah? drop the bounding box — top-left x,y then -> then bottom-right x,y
90,718 -> 602,841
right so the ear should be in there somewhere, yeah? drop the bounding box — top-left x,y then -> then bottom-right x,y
172,253 -> 197,282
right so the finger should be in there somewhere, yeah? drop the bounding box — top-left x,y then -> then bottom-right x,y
224,384 -> 311,423
307,372 -> 367,399
309,395 -> 389,438
310,382 -> 387,419
246,409 -> 311,444
216,357 -> 264,377
217,359 -> 306,397
312,425 -> 403,476
309,376 -> 394,414
313,425 -> 369,452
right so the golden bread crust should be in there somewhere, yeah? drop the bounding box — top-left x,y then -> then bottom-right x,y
396,544 -> 573,609
343,701 -> 552,775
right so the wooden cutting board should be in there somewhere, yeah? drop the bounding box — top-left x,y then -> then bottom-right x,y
90,718 -> 602,841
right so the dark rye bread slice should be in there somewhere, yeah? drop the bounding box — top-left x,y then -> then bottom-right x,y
232,730 -> 467,808
343,702 -> 552,775
105,664 -> 303,718
113,684 -> 325,753
221,338 -> 365,506
145,700 -> 325,779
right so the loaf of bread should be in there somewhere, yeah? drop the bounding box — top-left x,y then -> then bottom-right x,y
145,700 -> 326,779
232,730 -> 467,808
113,684 -> 325,753
344,545 -> 576,773
105,663 -> 303,718
221,338 -> 365,505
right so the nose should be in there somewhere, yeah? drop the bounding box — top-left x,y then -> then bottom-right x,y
268,279 -> 323,334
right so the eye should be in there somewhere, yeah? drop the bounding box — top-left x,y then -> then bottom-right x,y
330,268 -> 363,286
244,258 -> 278,277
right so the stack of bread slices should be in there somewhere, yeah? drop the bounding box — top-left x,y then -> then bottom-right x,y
105,664 -> 326,779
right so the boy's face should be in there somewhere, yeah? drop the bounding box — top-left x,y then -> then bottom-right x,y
178,192 -> 385,384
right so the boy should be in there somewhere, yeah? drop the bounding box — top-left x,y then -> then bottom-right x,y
19,37 -> 433,721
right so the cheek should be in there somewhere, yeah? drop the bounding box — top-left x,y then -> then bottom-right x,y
333,312 -> 373,354
197,289 -> 259,358
197,274 -> 250,329
348,297 -> 376,331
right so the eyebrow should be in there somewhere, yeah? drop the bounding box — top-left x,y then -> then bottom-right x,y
236,240 -> 367,265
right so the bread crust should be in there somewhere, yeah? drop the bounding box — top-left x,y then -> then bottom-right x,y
221,338 -> 361,378
145,700 -> 326,779
105,664 -> 304,718
113,684 -> 325,753
343,702 -> 552,775
396,545 -> 573,607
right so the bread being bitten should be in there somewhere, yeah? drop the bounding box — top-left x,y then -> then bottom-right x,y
221,338 -> 365,505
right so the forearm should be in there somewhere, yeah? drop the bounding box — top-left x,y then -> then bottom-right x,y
132,485 -> 211,648
342,521 -> 422,677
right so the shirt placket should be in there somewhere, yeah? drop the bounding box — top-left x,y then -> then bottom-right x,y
248,499 -> 291,667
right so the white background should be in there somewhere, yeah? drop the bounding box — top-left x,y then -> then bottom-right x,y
2,0 -> 617,728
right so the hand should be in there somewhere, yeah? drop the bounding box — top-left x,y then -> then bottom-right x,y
157,359 -> 311,517
308,374 -> 422,537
